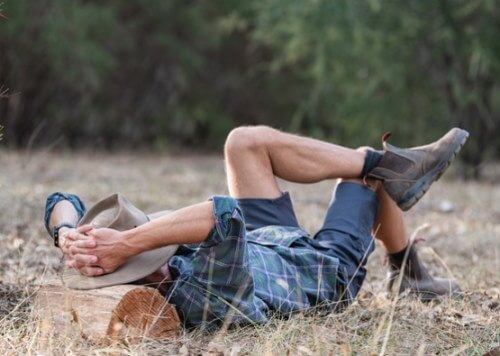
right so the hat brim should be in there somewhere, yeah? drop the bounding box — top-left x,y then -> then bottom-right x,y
63,245 -> 178,290
63,211 -> 179,290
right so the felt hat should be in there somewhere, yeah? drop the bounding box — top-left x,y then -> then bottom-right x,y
63,193 -> 178,290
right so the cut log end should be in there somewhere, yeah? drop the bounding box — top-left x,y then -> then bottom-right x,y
108,287 -> 181,341
33,279 -> 181,344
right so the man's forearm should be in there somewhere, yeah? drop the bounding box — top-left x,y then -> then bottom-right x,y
49,200 -> 80,235
121,201 -> 215,255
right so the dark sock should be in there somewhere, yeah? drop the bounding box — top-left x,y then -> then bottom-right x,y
388,244 -> 411,269
388,244 -> 422,278
360,150 -> 383,177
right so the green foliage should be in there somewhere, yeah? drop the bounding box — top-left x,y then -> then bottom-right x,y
255,0 -> 500,173
0,0 -> 499,177
42,1 -> 117,90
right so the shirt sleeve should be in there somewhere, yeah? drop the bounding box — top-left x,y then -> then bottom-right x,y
166,195 -> 268,328
199,195 -> 246,248
44,192 -> 86,236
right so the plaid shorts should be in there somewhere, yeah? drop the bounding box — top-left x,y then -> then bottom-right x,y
166,182 -> 379,328
238,183 -> 379,301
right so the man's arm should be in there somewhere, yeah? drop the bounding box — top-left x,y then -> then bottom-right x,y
70,201 -> 216,276
48,200 -> 79,235
49,200 -> 101,275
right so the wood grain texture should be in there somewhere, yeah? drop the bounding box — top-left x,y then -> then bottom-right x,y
33,279 -> 181,344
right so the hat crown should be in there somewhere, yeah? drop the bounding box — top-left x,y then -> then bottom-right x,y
78,193 -> 149,230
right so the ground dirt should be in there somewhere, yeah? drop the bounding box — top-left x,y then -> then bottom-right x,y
0,150 -> 498,355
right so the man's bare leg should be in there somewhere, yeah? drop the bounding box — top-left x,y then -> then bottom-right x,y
224,126 -> 366,198
341,178 -> 461,299
224,127 -> 460,299
224,126 -> 412,251
373,182 -> 409,253
224,125 -> 408,250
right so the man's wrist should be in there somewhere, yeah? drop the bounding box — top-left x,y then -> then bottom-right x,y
122,229 -> 147,256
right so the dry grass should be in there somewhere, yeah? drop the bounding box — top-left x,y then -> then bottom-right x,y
0,150 -> 498,355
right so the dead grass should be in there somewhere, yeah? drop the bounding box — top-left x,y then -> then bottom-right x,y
0,150 -> 498,355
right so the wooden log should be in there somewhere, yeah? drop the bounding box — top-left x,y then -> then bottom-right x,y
33,278 -> 181,344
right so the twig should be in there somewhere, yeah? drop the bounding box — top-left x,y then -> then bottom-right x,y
0,2 -> 7,20
0,85 -> 11,98
448,343 -> 472,356
375,223 -> 430,356
426,247 -> 457,281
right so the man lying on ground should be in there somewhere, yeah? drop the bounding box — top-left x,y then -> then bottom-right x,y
44,126 -> 468,328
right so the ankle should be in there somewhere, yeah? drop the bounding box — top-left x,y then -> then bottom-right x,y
358,147 -> 384,178
388,244 -> 426,279
388,243 -> 414,269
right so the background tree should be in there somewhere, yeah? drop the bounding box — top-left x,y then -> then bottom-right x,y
0,0 -> 498,178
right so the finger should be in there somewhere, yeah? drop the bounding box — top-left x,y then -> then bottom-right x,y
67,230 -> 93,241
59,228 -> 77,244
62,248 -> 74,261
61,239 -> 74,253
77,224 -> 94,234
86,229 -> 100,238
64,230 -> 78,241
72,253 -> 98,268
73,239 -> 97,249
69,245 -> 93,256
78,266 -> 104,277
59,233 -> 68,248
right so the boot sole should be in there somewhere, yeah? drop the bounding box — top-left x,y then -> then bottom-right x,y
398,129 -> 469,211
408,290 -> 456,302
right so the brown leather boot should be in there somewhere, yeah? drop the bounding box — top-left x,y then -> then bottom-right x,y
367,128 -> 469,211
387,244 -> 461,301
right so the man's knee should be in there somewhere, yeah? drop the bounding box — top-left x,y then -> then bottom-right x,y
224,125 -> 272,159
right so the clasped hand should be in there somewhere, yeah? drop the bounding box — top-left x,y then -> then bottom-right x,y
60,225 -> 130,277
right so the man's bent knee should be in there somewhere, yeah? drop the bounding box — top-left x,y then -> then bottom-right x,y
224,125 -> 273,158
